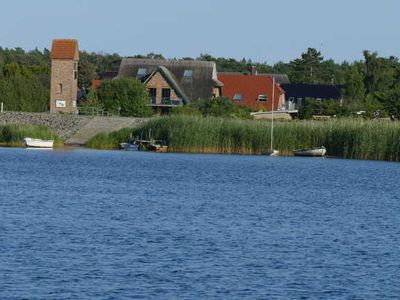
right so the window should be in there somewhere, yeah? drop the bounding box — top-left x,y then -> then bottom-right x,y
257,94 -> 267,102
233,93 -> 243,101
74,71 -> 77,80
137,68 -> 147,77
58,83 -> 63,94
183,69 -> 193,77
149,88 -> 157,104
162,88 -> 170,101
74,63 -> 78,71
289,97 -> 295,101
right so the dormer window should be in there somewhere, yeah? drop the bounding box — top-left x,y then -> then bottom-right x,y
183,69 -> 193,77
258,94 -> 267,102
137,68 -> 147,77
233,93 -> 243,101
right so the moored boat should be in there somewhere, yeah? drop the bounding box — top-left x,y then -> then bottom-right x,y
123,142 -> 139,151
149,140 -> 168,153
261,149 -> 279,156
24,137 -> 54,149
293,146 -> 326,157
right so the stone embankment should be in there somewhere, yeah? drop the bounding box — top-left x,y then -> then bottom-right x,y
0,112 -> 148,145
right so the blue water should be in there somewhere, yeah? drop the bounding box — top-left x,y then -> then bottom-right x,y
0,148 -> 399,299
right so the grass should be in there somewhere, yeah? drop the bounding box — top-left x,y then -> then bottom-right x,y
86,115 -> 400,162
0,124 -> 63,147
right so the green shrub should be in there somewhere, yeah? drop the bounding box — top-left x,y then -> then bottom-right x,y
97,78 -> 153,117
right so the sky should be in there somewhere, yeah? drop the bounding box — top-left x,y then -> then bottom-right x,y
1,0 -> 400,64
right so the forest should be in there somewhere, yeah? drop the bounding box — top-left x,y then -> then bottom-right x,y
0,46 -> 399,117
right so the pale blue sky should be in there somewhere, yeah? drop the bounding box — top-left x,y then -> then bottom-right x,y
1,0 -> 399,64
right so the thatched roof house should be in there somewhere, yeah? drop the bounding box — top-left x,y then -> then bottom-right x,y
117,58 -> 223,104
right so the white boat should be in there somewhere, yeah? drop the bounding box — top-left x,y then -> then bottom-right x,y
262,149 -> 279,156
293,146 -> 326,157
24,137 -> 54,149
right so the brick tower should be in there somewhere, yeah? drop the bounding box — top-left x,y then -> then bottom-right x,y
50,39 -> 79,113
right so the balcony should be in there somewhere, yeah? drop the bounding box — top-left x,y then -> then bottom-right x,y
149,98 -> 182,107
285,101 -> 298,111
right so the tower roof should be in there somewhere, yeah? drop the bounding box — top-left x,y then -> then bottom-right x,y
50,39 -> 79,60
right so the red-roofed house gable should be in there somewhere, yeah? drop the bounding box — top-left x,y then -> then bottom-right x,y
219,73 -> 285,111
50,39 -> 79,60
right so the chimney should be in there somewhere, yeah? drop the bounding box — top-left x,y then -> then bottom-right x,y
251,65 -> 257,76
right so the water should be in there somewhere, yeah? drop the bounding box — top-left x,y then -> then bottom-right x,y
0,148 -> 399,299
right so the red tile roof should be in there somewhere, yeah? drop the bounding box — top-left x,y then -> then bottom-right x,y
91,79 -> 102,91
50,39 -> 79,60
218,73 -> 285,111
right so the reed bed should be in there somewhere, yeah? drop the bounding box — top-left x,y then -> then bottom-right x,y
88,115 -> 400,162
0,124 -> 62,147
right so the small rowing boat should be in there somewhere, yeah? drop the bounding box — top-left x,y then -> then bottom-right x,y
24,137 -> 54,149
293,146 -> 326,157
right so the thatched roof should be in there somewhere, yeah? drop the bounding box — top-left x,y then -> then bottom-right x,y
117,58 -> 220,101
265,74 -> 290,84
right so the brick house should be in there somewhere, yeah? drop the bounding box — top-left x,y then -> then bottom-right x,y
218,73 -> 286,111
117,58 -> 223,112
50,39 -> 79,113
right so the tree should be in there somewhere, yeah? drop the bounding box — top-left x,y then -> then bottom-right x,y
96,78 -> 153,117
78,60 -> 97,89
289,48 -> 324,83
363,50 -> 397,94
344,64 -> 365,109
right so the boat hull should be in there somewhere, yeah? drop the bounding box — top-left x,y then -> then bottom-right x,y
123,143 -> 139,151
293,147 -> 326,157
261,149 -> 279,156
24,138 -> 54,148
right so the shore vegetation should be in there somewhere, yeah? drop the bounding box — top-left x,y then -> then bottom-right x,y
0,124 -> 62,147
86,115 -> 400,162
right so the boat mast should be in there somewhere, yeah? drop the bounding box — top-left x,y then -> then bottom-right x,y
270,76 -> 275,151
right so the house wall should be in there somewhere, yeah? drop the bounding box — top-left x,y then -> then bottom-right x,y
50,59 -> 78,113
233,90 -> 284,111
213,87 -> 221,98
145,72 -> 180,104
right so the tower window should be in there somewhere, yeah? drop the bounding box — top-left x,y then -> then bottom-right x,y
74,71 -> 77,80
58,83 -> 63,94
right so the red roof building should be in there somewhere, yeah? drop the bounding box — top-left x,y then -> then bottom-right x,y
218,73 -> 285,111
91,79 -> 102,91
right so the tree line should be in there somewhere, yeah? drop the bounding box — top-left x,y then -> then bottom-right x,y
0,46 -> 399,117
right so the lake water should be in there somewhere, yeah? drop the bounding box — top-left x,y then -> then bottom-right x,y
0,148 -> 399,299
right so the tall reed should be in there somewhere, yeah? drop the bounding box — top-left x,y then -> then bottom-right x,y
87,115 -> 400,162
